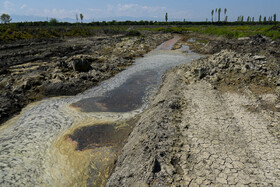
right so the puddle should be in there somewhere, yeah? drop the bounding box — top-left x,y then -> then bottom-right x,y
71,70 -> 158,113
187,38 -> 196,42
68,124 -> 132,151
180,45 -> 195,54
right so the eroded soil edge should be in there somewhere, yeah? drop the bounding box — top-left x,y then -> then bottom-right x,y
107,38 -> 280,186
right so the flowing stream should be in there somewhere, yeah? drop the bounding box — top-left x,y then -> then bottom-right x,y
0,36 -> 202,186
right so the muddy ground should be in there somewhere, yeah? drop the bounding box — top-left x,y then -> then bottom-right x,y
0,33 -> 172,125
107,35 -> 280,186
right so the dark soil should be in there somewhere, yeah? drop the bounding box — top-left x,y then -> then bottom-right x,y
0,33 -> 171,125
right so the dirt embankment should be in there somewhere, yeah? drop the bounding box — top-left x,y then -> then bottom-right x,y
107,36 -> 280,186
0,33 -> 172,125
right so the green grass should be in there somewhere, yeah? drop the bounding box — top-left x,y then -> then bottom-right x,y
139,24 -> 280,40
0,24 -> 279,42
0,25 -> 129,42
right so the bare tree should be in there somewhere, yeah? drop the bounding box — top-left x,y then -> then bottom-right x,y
1,13 -> 12,24
76,14 -> 79,23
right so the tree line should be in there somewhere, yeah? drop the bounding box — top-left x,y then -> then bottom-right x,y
210,8 -> 277,23
211,8 -> 228,22
1,12 -> 279,26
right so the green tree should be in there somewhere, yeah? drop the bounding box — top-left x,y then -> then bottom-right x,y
211,9 -> 214,22
263,16 -> 267,22
215,8 -> 217,21
225,16 -> 228,22
247,16 -> 251,22
218,8 -> 221,22
252,17 -> 255,22
80,13 -> 83,23
259,15 -> 262,22
0,13 -> 12,24
241,16 -> 244,22
224,8 -> 227,22
165,12 -> 168,22
273,14 -> 277,22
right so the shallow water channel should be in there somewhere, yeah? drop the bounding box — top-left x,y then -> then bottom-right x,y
0,36 -> 201,186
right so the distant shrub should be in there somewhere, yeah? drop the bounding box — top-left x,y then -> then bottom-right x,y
126,29 -> 141,36
49,18 -> 59,25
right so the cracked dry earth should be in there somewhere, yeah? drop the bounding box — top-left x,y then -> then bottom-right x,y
107,65 -> 280,186
180,82 -> 280,186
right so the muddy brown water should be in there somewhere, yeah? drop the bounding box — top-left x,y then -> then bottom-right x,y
68,124 -> 132,151
0,36 -> 202,186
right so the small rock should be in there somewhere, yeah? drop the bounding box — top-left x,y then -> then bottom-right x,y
238,37 -> 250,41
72,58 -> 91,72
253,55 -> 266,60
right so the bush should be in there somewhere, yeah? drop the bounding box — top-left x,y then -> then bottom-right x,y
126,29 -> 141,36
49,18 -> 59,25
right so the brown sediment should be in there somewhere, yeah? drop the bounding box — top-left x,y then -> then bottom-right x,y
67,124 -> 132,151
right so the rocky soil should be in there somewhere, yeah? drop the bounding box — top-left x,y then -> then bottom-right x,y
180,34 -> 280,57
107,38 -> 280,186
0,33 -> 171,124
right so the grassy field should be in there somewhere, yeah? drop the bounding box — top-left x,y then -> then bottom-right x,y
139,24 -> 280,40
0,23 -> 279,42
0,25 -> 129,42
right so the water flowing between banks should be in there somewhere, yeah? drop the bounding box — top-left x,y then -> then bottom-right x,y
0,36 -> 202,186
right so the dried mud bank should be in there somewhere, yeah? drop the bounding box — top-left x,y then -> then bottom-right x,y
0,33 -> 171,124
107,49 -> 280,186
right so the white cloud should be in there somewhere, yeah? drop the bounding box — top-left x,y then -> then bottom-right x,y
88,4 -> 167,19
20,4 -> 27,9
112,4 -> 166,16
42,8 -> 80,19
4,1 -> 14,10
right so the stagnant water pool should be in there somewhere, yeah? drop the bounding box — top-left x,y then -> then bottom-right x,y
0,36 -> 202,186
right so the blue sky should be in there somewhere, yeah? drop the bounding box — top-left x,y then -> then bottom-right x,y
0,0 -> 279,22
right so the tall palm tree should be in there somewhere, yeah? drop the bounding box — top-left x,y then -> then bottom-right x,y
211,10 -> 214,22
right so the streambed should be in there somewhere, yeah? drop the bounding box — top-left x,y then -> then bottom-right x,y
0,36 -> 202,186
